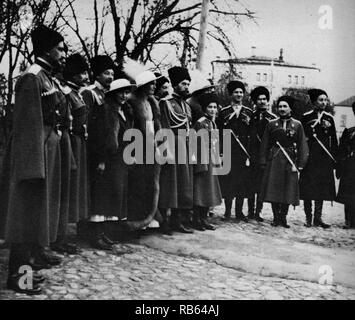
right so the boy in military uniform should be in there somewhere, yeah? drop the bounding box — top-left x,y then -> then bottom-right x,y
52,53 -> 90,254
81,55 -> 116,250
248,86 -> 277,221
299,89 -> 338,228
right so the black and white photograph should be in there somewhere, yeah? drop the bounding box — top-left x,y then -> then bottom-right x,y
0,0 -> 354,305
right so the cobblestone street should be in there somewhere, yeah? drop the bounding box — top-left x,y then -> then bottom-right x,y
1,201 -> 355,300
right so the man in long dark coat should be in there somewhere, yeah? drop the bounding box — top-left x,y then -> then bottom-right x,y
52,54 -> 90,254
336,102 -> 355,229
0,25 -> 67,294
248,86 -> 277,221
81,55 -> 115,250
259,96 -> 309,228
299,89 -> 338,228
159,66 -> 194,234
216,81 -> 253,222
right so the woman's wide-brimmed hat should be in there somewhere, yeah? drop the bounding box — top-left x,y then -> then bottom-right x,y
107,79 -> 135,93
135,71 -> 162,88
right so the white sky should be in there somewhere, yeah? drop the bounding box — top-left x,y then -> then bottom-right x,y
207,0 -> 355,103
1,0 -> 354,103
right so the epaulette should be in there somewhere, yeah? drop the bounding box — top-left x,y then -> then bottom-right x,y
27,64 -> 42,75
269,118 -> 279,125
86,84 -> 97,91
266,110 -> 277,118
323,111 -> 334,118
53,78 -> 72,95
303,110 -> 314,116
291,118 -> 302,125
220,105 -> 232,111
62,85 -> 72,95
197,116 -> 206,123
242,105 -> 253,112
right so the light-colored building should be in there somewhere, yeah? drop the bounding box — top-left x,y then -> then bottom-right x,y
211,49 -> 321,101
334,96 -> 355,137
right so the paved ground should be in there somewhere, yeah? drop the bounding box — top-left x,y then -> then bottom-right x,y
0,201 -> 355,300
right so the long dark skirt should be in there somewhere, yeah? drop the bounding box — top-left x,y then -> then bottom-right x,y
99,153 -> 129,219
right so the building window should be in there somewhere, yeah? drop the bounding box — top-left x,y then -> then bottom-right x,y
288,75 -> 292,84
256,73 -> 261,81
340,114 -> 347,128
301,76 -> 305,85
295,75 -> 299,85
263,73 -> 267,82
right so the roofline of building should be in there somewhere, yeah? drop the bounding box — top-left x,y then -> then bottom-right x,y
211,58 -> 321,71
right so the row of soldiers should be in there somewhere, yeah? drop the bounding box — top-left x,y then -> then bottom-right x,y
0,25 -> 354,295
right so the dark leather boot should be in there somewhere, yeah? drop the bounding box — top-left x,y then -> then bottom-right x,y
343,205 -> 351,229
304,200 -> 313,227
222,198 -> 232,221
89,222 -> 113,250
160,209 -> 173,235
279,204 -> 290,228
103,221 -> 119,244
192,207 -> 205,231
313,201 -> 330,229
247,197 -> 255,220
199,207 -> 216,230
235,198 -> 248,223
33,247 -> 62,266
255,201 -> 264,222
271,203 -> 280,227
171,210 -> 194,233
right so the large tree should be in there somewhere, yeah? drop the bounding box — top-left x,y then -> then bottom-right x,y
54,0 -> 255,68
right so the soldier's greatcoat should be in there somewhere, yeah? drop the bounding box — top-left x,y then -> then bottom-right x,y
259,117 -> 309,206
0,59 -> 65,246
249,109 -> 277,193
81,81 -> 107,216
159,93 -> 193,209
55,78 -> 76,241
193,115 -> 222,207
299,110 -> 338,201
336,126 -> 355,206
66,82 -> 89,222
216,104 -> 253,199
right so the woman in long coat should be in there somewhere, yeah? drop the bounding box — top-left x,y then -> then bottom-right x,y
336,102 -> 355,229
126,71 -> 162,229
259,96 -> 309,228
98,79 -> 135,223
192,93 -> 222,230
